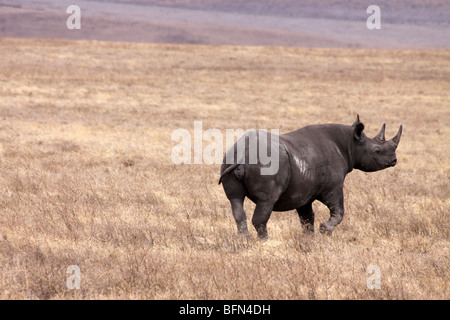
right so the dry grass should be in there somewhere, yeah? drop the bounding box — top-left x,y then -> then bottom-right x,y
0,37 -> 448,299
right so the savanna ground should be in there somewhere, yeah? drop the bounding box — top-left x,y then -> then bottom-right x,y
0,37 -> 448,299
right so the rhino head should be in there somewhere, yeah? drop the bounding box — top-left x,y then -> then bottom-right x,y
351,115 -> 403,172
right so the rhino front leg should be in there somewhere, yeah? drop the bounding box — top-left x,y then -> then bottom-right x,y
319,190 -> 344,236
296,202 -> 315,233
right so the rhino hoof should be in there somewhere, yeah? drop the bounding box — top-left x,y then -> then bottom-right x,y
237,230 -> 250,238
303,224 -> 315,234
319,223 -> 333,236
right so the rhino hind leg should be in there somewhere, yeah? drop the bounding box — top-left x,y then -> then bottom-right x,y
230,198 -> 249,236
296,202 -> 315,233
252,201 -> 275,240
221,172 -> 249,236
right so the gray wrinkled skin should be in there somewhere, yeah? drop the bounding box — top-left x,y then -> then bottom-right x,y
219,116 -> 403,239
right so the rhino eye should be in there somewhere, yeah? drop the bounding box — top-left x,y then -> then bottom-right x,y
374,148 -> 381,155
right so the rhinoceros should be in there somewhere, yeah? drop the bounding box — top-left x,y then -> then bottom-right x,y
219,115 -> 402,239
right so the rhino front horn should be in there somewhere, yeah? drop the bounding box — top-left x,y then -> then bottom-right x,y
374,123 -> 386,141
391,125 -> 403,147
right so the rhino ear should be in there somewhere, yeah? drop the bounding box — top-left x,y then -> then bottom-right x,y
351,114 -> 360,127
353,122 -> 365,142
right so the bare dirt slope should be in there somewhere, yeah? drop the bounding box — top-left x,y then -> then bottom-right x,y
0,38 -> 448,299
1,0 -> 449,48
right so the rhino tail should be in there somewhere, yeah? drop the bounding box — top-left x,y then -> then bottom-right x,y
218,163 -> 245,185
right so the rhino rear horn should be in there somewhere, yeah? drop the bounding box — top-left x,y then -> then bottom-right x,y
351,114 -> 360,127
374,123 -> 386,141
390,125 -> 403,148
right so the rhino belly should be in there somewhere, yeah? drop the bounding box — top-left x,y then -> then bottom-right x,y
272,188 -> 313,211
272,154 -> 317,211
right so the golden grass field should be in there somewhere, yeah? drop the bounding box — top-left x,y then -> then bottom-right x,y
0,37 -> 448,299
